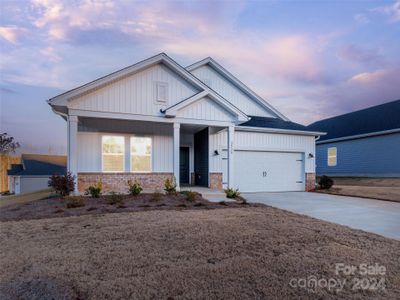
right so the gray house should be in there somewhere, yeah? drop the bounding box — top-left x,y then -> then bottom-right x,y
308,99 -> 400,178
8,154 -> 66,194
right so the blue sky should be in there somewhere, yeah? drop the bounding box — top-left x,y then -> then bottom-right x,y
1,0 -> 399,154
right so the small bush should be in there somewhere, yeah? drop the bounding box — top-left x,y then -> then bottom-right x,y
48,172 -> 75,197
151,190 -> 163,202
164,177 -> 176,194
224,188 -> 240,199
318,175 -> 334,189
106,191 -> 124,205
180,190 -> 198,202
65,196 -> 85,208
85,180 -> 102,198
128,180 -> 143,196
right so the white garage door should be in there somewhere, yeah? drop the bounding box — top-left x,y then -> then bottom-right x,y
234,151 -> 304,192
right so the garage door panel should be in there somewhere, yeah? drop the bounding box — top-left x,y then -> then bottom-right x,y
234,151 -> 304,192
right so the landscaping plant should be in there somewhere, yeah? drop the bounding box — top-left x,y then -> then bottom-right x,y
318,175 -> 334,189
151,190 -> 163,201
164,177 -> 177,194
180,190 -> 198,202
128,180 -> 143,196
85,180 -> 102,198
65,196 -> 85,208
224,188 -> 240,199
48,172 -> 75,197
106,191 -> 124,205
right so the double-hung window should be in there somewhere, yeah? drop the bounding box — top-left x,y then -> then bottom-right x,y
102,136 -> 125,172
131,137 -> 152,172
327,147 -> 337,166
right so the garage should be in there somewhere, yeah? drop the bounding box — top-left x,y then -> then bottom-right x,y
234,151 -> 304,192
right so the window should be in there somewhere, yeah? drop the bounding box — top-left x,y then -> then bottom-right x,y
102,136 -> 125,172
131,137 -> 152,172
327,147 -> 337,166
155,82 -> 168,103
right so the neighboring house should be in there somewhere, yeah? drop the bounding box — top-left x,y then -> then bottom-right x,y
48,53 -> 323,193
308,99 -> 400,177
8,154 -> 67,194
0,154 -> 20,193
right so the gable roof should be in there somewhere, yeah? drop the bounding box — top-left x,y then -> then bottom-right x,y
8,155 -> 67,176
307,99 -> 400,143
239,116 -> 324,135
186,57 -> 289,121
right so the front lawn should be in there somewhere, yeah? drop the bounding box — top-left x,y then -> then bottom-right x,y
0,206 -> 399,299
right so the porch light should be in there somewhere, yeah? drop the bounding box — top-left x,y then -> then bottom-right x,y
214,150 -> 219,156
308,153 -> 314,158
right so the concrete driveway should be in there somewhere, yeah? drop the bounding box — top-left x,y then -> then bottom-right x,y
243,192 -> 400,240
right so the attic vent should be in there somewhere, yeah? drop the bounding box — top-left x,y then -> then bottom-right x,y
155,82 -> 168,103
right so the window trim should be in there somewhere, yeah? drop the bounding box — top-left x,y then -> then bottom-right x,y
327,147 -> 337,167
130,136 -> 152,173
101,135 -> 125,173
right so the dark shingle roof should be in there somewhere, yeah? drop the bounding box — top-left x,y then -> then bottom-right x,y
240,116 -> 318,132
307,99 -> 400,142
7,160 -> 66,176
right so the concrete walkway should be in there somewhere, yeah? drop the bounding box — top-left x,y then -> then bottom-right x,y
243,192 -> 400,240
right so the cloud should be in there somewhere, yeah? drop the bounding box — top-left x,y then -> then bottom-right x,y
337,44 -> 382,64
372,0 -> 400,22
0,26 -> 27,44
40,47 -> 62,62
354,13 -> 369,24
348,69 -> 388,83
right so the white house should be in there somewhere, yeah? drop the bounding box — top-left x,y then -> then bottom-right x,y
48,53 -> 324,193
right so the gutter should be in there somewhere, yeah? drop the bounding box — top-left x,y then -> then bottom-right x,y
316,128 -> 400,144
235,126 -> 326,136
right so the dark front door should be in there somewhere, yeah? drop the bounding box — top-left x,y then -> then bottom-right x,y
179,147 -> 190,185
194,128 -> 209,186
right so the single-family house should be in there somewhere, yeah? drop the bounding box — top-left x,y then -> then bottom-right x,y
7,154 -> 67,194
48,53 -> 323,193
308,99 -> 400,177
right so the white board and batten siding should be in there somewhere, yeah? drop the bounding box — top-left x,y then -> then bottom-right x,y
209,130 -> 315,191
190,65 -> 275,118
69,64 -> 199,116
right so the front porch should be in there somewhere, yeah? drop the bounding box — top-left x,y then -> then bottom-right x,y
68,116 -> 234,193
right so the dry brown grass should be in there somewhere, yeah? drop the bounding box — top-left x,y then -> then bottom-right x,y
0,207 -> 399,299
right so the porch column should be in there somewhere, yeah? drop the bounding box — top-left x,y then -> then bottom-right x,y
173,122 -> 180,191
227,125 -> 234,189
68,115 -> 78,193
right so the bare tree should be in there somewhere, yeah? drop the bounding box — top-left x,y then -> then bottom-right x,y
0,133 -> 20,154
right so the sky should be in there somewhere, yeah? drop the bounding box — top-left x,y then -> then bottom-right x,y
1,0 -> 399,155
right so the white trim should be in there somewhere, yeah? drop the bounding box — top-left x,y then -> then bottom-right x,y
186,57 -> 289,121
235,125 -> 325,136
101,135 -> 125,173
130,136 -> 152,173
235,147 -> 306,153
316,128 -> 400,144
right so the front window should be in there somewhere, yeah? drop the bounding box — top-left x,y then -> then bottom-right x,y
327,147 -> 337,166
102,136 -> 125,172
131,137 -> 152,172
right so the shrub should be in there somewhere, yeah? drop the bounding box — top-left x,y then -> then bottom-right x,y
151,190 -> 163,202
106,191 -> 124,205
318,175 -> 334,189
128,180 -> 143,196
85,180 -> 102,198
48,172 -> 75,197
180,190 -> 198,202
164,177 -> 176,194
224,188 -> 240,199
65,196 -> 85,208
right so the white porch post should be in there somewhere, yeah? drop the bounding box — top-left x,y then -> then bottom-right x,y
8,176 -> 13,193
173,122 -> 180,191
68,115 -> 78,193
227,125 -> 234,189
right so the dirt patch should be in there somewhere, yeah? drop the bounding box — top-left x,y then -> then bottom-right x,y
316,186 -> 400,202
0,193 -> 254,222
0,207 -> 399,299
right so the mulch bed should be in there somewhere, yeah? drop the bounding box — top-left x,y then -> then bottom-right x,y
0,192 -> 254,222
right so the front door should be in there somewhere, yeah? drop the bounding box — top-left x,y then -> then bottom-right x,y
194,128 -> 209,186
179,147 -> 190,185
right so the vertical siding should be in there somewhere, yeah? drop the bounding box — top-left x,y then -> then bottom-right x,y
77,131 -> 173,172
316,133 -> 400,176
177,97 -> 235,121
190,65 -> 275,117
69,63 -> 199,116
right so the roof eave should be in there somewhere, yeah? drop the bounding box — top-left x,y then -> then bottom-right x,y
316,128 -> 400,144
236,125 -> 326,136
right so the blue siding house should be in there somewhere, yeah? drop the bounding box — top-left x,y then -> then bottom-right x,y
308,100 -> 400,177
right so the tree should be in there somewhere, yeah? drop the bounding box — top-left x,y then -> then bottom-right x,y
0,133 -> 20,155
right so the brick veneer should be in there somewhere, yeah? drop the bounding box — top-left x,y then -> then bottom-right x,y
78,172 -> 173,193
305,173 -> 316,191
209,172 -> 223,189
